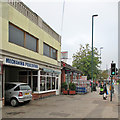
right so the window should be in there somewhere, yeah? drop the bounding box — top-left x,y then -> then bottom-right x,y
9,24 -> 24,47
47,77 -> 51,90
9,22 -> 38,52
19,84 -> 31,90
56,78 -> 58,89
43,43 -> 57,60
14,86 -> 20,91
26,33 -> 37,52
52,77 -> 55,89
40,76 -> 45,91
53,49 -> 57,60
43,43 -> 49,57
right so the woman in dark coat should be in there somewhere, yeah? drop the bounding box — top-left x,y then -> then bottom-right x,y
103,84 -> 107,100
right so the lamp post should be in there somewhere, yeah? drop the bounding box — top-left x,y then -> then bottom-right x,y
100,47 -> 103,81
91,14 -> 98,92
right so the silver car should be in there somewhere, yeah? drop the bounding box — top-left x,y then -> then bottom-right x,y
5,82 -> 32,107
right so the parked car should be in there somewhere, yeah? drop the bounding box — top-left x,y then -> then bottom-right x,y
5,82 -> 32,107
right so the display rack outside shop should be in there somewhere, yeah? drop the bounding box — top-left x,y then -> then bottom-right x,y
73,79 -> 90,94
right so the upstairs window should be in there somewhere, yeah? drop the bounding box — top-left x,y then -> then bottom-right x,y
43,43 -> 57,60
9,22 -> 38,52
9,24 -> 24,47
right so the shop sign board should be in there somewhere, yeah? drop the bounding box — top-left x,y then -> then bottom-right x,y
4,57 -> 39,70
61,51 -> 68,59
43,68 -> 61,74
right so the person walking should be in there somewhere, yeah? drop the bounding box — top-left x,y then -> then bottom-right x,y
99,84 -> 104,95
103,84 -> 107,100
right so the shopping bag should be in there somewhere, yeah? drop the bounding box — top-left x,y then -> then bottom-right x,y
104,93 -> 106,97
106,90 -> 108,95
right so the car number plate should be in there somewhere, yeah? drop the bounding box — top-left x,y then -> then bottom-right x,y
25,93 -> 29,95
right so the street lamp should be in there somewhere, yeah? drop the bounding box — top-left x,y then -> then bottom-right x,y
100,47 -> 103,81
91,14 -> 98,92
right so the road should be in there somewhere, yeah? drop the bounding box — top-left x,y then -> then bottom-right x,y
2,87 -> 118,119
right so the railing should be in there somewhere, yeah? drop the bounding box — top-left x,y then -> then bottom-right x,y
7,0 -> 61,43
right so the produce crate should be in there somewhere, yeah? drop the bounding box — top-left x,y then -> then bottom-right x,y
76,86 -> 87,94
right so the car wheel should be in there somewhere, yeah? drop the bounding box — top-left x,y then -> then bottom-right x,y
10,98 -> 18,107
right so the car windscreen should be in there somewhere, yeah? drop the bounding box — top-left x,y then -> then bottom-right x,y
19,84 -> 31,90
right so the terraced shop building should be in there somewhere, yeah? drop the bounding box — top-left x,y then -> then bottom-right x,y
0,0 -> 61,104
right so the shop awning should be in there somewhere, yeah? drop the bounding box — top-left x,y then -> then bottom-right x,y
42,68 -> 61,74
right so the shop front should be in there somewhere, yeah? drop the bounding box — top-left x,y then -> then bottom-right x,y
2,57 -> 61,104
61,61 -> 82,87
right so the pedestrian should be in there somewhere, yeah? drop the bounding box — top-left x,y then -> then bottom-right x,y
112,84 -> 114,94
99,84 -> 104,95
109,84 -> 114,94
103,84 -> 107,100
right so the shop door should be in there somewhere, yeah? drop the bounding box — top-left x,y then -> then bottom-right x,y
33,76 -> 38,92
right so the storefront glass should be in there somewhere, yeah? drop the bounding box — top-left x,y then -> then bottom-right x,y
47,77 -> 51,90
56,78 -> 58,89
65,72 -> 70,85
40,70 -> 59,92
52,77 -> 55,89
40,76 -> 45,91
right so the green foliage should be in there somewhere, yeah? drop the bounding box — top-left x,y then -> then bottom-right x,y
101,70 -> 108,80
61,82 -> 67,90
69,82 -> 76,90
72,44 -> 101,80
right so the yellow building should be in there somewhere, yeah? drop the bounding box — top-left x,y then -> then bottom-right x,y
0,0 -> 61,104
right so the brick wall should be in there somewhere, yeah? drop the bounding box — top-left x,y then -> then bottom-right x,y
32,91 -> 56,100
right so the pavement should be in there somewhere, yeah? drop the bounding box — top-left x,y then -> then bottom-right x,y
2,86 -> 118,119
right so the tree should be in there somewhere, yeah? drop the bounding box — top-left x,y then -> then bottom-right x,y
101,70 -> 109,80
72,44 -> 101,80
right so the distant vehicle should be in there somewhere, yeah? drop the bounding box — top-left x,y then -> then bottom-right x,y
5,82 -> 32,107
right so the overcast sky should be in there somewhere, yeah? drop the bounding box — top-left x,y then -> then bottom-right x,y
22,0 -> 118,70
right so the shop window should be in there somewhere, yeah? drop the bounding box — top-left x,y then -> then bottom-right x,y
28,71 -> 31,75
19,76 -> 27,83
52,77 -> 55,89
33,71 -> 38,75
28,76 -> 31,87
43,43 -> 57,60
19,71 -> 27,75
47,77 -> 51,90
40,76 -> 45,91
41,71 -> 46,75
33,76 -> 38,91
5,83 -> 16,90
56,78 -> 58,89
9,22 -> 38,52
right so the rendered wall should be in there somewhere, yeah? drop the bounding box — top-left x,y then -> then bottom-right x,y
1,3 -> 61,66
